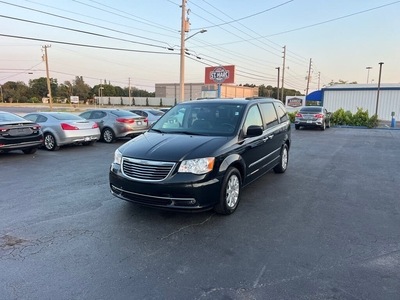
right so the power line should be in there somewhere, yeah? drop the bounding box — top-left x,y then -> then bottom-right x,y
0,1 -> 175,47
264,0 -> 400,37
85,0 -> 177,33
200,0 -> 282,52
0,61 -> 43,81
0,34 -> 180,55
187,2 -> 282,57
191,0 -> 294,30
25,0 -> 179,41
0,15 -> 172,50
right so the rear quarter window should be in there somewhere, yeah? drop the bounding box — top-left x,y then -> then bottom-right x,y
274,102 -> 289,122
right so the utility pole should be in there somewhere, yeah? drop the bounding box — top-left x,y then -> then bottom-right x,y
275,67 -> 280,100
179,0 -> 188,103
305,58 -> 312,96
128,77 -> 131,106
42,45 -> 53,111
281,46 -> 286,103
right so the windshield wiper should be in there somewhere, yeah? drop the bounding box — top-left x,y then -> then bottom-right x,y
150,128 -> 165,133
174,131 -> 209,136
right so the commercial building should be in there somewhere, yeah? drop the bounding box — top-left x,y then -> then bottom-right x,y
155,83 -> 258,100
306,84 -> 400,121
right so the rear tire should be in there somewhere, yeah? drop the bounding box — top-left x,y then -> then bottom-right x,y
44,133 -> 59,151
102,128 -> 115,143
214,167 -> 242,215
321,121 -> 326,131
274,144 -> 289,173
22,148 -> 37,154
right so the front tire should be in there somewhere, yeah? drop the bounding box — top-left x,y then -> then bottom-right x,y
326,119 -> 331,128
214,167 -> 242,215
44,133 -> 59,151
274,144 -> 289,173
102,128 -> 115,143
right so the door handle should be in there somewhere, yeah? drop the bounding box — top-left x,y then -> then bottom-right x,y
268,135 -> 274,139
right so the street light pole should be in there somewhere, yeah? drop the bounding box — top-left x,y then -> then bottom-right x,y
275,67 -> 280,100
375,62 -> 384,117
179,0 -> 187,103
179,0 -> 206,103
366,66 -> 372,84
0,84 -> 3,103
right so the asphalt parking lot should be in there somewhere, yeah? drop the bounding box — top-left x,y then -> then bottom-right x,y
1,127 -> 399,300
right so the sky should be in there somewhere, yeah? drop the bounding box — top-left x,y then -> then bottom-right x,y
0,0 -> 399,93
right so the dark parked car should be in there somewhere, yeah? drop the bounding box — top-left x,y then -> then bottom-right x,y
0,111 -> 43,154
79,109 -> 148,143
295,106 -> 331,130
110,98 -> 291,215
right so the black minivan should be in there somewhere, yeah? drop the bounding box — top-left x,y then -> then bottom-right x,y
109,98 -> 291,215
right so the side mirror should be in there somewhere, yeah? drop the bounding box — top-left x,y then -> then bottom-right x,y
246,125 -> 263,137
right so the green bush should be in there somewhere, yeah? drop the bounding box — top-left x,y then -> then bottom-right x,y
288,111 -> 298,123
330,107 -> 377,128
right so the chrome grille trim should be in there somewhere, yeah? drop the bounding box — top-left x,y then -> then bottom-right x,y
121,157 -> 176,182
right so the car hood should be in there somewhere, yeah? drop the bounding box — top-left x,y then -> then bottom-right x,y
119,131 -> 231,161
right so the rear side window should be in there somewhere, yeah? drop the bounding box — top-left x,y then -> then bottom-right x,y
274,102 -> 288,122
260,103 -> 279,128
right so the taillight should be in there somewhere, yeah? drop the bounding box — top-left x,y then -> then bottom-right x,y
314,114 -> 324,118
92,123 -> 99,129
116,118 -> 135,124
144,118 -> 148,123
295,113 -> 302,118
31,125 -> 41,130
0,127 -> 8,132
61,123 -> 79,130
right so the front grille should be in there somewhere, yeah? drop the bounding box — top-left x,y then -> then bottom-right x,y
122,158 -> 175,181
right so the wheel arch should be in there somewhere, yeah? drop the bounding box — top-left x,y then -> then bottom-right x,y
218,154 -> 246,182
43,129 -> 60,144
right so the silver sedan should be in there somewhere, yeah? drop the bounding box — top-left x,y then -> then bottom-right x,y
24,112 -> 101,151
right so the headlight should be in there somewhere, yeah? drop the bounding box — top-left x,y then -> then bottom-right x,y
113,149 -> 122,165
178,157 -> 215,174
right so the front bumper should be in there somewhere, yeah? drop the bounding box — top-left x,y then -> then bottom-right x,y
109,163 -> 222,211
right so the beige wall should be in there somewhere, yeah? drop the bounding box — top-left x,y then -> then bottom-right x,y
156,83 -> 258,99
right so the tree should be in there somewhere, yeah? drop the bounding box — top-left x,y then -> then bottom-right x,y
58,80 -> 73,99
2,81 -> 29,103
29,77 -> 58,98
73,76 -> 91,101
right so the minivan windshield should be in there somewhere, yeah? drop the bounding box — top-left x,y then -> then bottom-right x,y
151,102 -> 245,136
